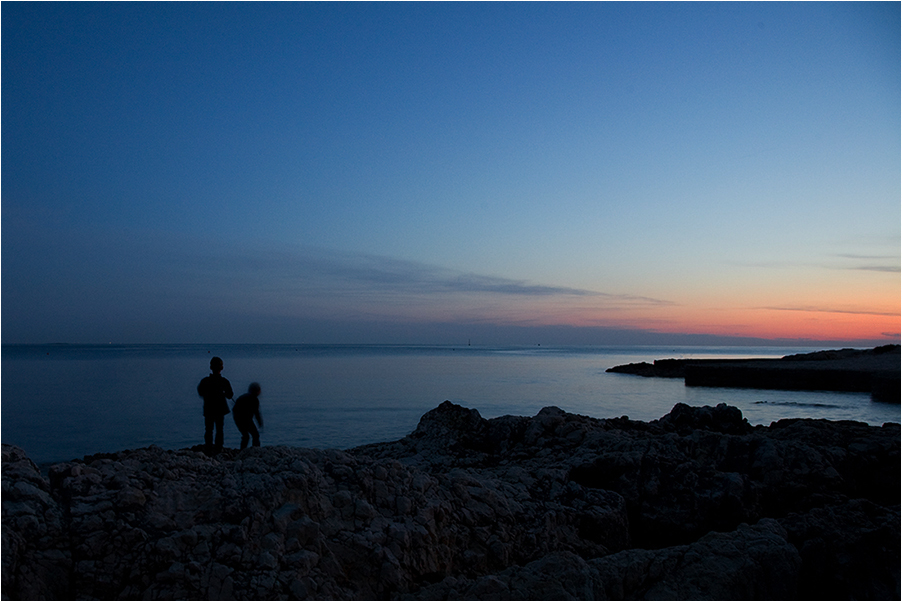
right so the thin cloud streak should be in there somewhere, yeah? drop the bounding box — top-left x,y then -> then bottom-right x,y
842,265 -> 901,273
1,230 -> 681,343
762,305 -> 900,317
218,244 -> 675,307
834,253 -> 899,261
728,258 -> 901,274
831,253 -> 900,273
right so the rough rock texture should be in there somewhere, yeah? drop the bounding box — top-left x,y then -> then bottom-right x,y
3,401 -> 899,600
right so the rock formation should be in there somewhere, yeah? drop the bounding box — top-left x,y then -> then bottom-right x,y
606,345 -> 901,402
3,401 -> 899,600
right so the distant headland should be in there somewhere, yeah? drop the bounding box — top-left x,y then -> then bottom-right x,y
606,345 -> 901,403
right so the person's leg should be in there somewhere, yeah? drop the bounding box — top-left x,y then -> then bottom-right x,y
248,422 -> 260,447
214,415 -> 225,451
239,425 -> 250,449
204,415 -> 215,452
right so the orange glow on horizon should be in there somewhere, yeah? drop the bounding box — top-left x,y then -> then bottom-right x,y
287,273 -> 901,344
587,307 -> 900,342
535,296 -> 900,343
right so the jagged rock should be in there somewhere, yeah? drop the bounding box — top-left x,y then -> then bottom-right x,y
2,401 -> 899,600
1,445 -> 72,600
409,520 -> 801,600
779,499 -> 901,600
589,519 -> 801,600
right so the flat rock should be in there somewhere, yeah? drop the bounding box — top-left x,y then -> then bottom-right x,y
606,345 -> 901,401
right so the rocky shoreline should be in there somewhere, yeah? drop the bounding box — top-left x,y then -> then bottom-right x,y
3,401 -> 899,600
606,345 -> 901,402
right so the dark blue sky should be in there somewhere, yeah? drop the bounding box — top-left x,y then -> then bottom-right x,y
3,2 -> 899,345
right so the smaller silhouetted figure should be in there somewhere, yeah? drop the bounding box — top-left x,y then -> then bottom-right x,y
197,357 -> 233,454
233,382 -> 263,449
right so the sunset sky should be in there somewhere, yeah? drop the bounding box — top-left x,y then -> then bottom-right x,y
3,2 -> 899,346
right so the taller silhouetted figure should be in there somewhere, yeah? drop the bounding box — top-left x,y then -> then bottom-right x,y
197,356 -> 233,454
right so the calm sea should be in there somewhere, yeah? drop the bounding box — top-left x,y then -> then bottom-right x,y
3,344 -> 899,465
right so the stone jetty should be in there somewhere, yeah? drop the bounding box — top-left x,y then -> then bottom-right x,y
3,401 -> 899,600
606,345 -> 901,402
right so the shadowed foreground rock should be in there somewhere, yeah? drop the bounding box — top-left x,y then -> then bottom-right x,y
3,402 -> 899,600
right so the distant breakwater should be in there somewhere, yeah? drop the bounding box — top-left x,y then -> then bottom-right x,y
3,400 -> 899,600
606,345 -> 901,403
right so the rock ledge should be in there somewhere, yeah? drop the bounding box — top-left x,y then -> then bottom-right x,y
3,401 -> 899,600
606,345 -> 901,402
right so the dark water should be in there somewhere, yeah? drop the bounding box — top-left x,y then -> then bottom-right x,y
3,344 -> 898,465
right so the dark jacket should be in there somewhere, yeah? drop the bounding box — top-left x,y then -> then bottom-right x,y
232,393 -> 262,426
197,374 -> 233,417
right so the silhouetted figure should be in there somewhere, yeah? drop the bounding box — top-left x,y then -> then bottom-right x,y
233,382 -> 263,449
197,357 -> 233,454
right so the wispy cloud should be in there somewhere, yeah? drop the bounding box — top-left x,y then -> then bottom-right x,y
300,251 -> 602,297
832,254 -> 901,273
845,265 -> 900,273
214,244 -> 674,307
835,254 -> 898,261
728,255 -> 900,274
762,305 -> 900,317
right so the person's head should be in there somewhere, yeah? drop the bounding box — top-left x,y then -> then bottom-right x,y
210,357 -> 224,373
248,382 -> 261,396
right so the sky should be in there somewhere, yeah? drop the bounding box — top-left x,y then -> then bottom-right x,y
2,2 -> 899,346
